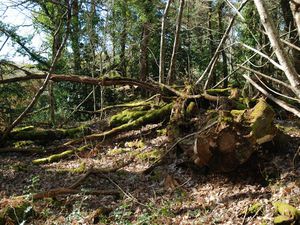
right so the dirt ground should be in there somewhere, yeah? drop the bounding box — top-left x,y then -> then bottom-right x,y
0,121 -> 300,225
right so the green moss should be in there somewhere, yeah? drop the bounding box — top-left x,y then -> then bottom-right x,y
230,110 -> 246,122
102,71 -> 121,78
10,125 -> 90,141
221,116 -> 233,123
32,145 -> 90,164
206,88 -> 231,94
247,202 -> 263,216
64,162 -> 86,173
274,215 -> 293,224
108,148 -> 129,155
186,101 -> 196,117
273,202 -> 300,219
110,110 -> 147,127
250,98 -> 275,140
125,139 -> 145,149
0,199 -> 34,225
13,140 -> 35,148
12,126 -> 34,132
157,128 -> 167,136
64,103 -> 172,147
137,149 -> 161,161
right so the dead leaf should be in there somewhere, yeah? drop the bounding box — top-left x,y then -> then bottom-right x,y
164,174 -> 179,191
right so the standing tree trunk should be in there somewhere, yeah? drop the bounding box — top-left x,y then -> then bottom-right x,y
167,0 -> 185,85
206,1 -> 217,88
120,0 -> 127,77
159,0 -> 172,84
139,22 -> 150,82
218,2 -> 228,88
254,0 -> 300,98
49,5 -> 65,126
88,0 -> 97,112
71,0 -> 81,74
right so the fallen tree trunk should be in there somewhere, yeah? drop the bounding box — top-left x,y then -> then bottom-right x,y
0,73 -> 163,95
2,125 -> 91,142
61,103 -> 172,147
173,98 -> 278,172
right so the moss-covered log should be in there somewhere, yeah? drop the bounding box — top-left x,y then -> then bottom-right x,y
62,103 -> 173,147
109,110 -> 148,127
32,145 -> 90,164
174,98 -> 278,172
5,125 -> 91,142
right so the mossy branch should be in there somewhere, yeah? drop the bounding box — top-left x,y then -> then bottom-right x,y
62,103 -> 173,147
32,145 -> 90,164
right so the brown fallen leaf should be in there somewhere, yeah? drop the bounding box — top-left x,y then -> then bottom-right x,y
164,174 -> 179,191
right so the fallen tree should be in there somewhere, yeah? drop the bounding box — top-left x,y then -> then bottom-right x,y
161,93 -> 280,172
3,125 -> 91,142
0,63 -> 293,172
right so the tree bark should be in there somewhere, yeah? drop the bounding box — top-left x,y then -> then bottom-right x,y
207,1 -> 217,87
71,0 -> 81,74
167,0 -> 185,85
139,22 -> 150,82
159,0 -> 172,84
0,73 -> 164,96
290,0 -> 300,37
120,0 -> 127,77
218,2 -> 228,88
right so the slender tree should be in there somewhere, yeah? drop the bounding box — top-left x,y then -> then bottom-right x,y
159,0 -> 172,84
167,0 -> 185,84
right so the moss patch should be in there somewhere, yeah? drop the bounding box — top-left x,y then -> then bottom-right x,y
0,198 -> 34,225
32,145 -> 90,164
110,110 -> 147,127
137,149 -> 161,161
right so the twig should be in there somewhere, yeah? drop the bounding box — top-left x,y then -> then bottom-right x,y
143,120 -> 218,174
241,205 -> 249,225
29,158 -> 134,200
104,175 -> 151,209
293,146 -> 300,170
69,158 -> 134,189
31,188 -> 120,200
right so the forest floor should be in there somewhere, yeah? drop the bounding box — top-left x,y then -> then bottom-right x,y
0,119 -> 300,225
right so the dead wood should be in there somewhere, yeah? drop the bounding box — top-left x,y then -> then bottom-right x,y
32,145 -> 90,164
31,188 -> 120,200
0,72 -> 162,95
60,103 -> 172,148
167,97 -> 278,172
30,159 -> 133,200
5,125 -> 91,142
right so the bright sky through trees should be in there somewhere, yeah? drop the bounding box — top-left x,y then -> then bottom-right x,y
0,0 -> 44,63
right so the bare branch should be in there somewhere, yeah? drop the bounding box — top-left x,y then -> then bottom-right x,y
243,75 -> 300,118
